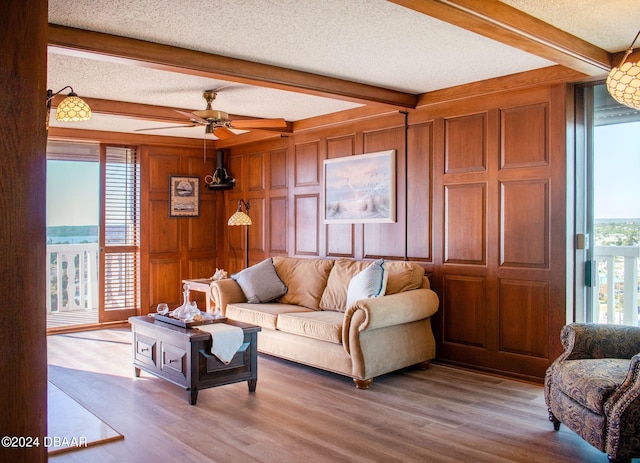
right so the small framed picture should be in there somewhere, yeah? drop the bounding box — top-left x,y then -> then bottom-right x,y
169,176 -> 200,217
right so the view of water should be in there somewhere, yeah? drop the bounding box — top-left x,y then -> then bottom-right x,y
47,235 -> 98,244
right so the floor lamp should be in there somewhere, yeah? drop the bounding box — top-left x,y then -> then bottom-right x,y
228,199 -> 252,269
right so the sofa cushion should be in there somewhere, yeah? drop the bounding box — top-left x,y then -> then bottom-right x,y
231,257 -> 287,303
320,259 -> 370,311
226,302 -> 313,330
552,358 -> 630,415
276,311 -> 344,344
273,257 -> 334,309
346,259 -> 387,309
320,259 -> 425,311
384,261 -> 424,295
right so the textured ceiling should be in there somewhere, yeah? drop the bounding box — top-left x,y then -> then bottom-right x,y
46,0 -> 640,139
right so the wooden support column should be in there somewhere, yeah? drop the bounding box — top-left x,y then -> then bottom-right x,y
0,1 -> 48,462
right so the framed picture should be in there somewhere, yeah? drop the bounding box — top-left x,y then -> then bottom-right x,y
323,150 -> 396,224
169,176 -> 200,217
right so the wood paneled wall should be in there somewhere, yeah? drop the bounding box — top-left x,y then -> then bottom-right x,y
221,84 -> 568,381
224,112 -> 413,268
142,145 -> 219,311
411,85 -> 567,381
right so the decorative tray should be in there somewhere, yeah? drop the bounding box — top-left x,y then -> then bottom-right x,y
153,313 -> 227,328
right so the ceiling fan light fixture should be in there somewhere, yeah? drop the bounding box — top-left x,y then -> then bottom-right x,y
606,30 -> 640,110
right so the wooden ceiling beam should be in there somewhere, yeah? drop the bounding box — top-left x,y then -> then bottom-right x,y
48,24 -> 417,109
50,95 -> 294,133
388,0 -> 612,76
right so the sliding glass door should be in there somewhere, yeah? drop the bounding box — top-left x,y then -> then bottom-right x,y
46,142 -> 140,330
578,83 -> 640,326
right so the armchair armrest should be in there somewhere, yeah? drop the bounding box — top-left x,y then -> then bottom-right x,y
605,353 -> 640,412
559,323 -> 640,361
342,287 -> 439,355
209,279 -> 247,315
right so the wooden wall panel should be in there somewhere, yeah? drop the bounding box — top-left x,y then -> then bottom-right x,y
499,278 -> 549,358
248,197 -> 266,254
407,123 -> 432,261
188,199 -> 217,252
327,135 -> 355,159
444,183 -> 486,264
187,152 -> 215,178
248,151 -> 265,191
326,223 -> 355,257
295,141 -> 320,186
445,113 -> 487,173
150,260 -> 181,306
149,153 -> 180,193
228,153 -> 244,187
149,199 -> 179,253
363,126 -> 406,259
501,104 -> 548,168
269,196 -> 288,254
270,149 -> 288,189
295,194 -> 320,255
419,84 -> 566,382
326,135 -> 356,257
443,275 -> 487,347
500,180 -> 548,267
144,145 -> 217,312
188,258 -> 217,279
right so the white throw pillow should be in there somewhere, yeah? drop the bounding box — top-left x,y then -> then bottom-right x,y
231,258 -> 287,303
346,259 -> 387,308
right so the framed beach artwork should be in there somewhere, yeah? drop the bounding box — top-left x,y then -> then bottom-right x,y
169,176 -> 200,217
323,150 -> 396,224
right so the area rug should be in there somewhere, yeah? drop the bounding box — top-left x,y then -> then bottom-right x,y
47,382 -> 123,455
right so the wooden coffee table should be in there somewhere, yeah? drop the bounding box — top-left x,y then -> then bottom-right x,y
129,315 -> 260,405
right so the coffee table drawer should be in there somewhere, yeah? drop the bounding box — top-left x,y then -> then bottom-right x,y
160,343 -> 187,383
134,333 -> 157,368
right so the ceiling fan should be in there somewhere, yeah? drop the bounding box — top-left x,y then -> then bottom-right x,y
135,89 -> 288,140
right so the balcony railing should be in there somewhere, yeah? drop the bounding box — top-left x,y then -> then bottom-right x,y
593,245 -> 640,326
46,244 -> 639,327
47,243 -> 99,313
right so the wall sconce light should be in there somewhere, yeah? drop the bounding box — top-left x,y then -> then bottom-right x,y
46,86 -> 92,130
228,199 -> 252,268
606,30 -> 640,110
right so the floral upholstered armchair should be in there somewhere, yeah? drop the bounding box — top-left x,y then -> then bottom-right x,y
544,323 -> 640,463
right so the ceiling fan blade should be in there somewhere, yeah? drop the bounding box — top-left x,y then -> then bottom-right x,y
230,118 -> 287,129
213,126 -> 236,140
175,109 -> 208,124
135,124 -> 199,132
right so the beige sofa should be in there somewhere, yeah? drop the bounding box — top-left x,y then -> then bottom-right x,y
210,257 -> 439,388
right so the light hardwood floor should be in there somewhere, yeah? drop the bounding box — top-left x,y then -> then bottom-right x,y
47,327 -> 615,463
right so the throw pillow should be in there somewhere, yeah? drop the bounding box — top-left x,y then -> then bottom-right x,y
345,259 -> 387,309
231,258 -> 288,303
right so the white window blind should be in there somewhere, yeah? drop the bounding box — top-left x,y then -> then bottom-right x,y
104,146 -> 140,312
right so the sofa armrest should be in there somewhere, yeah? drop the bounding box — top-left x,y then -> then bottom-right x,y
342,287 -> 439,355
210,278 -> 247,315
559,323 -> 640,361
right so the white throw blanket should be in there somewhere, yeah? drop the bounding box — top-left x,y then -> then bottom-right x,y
197,324 -> 244,364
